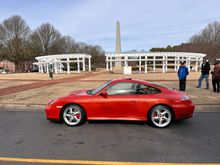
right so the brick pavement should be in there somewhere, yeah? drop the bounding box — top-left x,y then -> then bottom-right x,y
0,72 -> 102,96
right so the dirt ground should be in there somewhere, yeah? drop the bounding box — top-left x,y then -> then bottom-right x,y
0,80 -> 219,105
0,72 -> 219,105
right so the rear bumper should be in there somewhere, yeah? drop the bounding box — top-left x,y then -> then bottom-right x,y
172,103 -> 195,120
45,104 -> 61,121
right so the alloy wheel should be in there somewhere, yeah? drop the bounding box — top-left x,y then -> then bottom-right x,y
150,106 -> 172,128
63,106 -> 82,126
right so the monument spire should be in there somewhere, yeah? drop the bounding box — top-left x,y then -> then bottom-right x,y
115,21 -> 121,54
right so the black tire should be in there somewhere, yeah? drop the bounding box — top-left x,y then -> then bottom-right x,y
61,104 -> 86,126
148,105 -> 173,128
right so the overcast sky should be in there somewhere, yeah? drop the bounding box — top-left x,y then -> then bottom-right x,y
0,0 -> 220,52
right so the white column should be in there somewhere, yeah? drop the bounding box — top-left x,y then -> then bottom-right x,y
38,61 -> 41,73
39,64 -> 43,73
67,58 -> 70,74
106,56 -> 109,71
59,63 -> 62,73
88,57 -> 91,72
82,57 -> 85,72
125,56 -> 128,67
153,55 -> 156,72
38,65 -> 40,73
46,64 -> 49,74
144,56 -> 147,74
195,57 -> 198,71
162,56 -> 165,73
187,57 -> 191,72
165,55 -> 168,72
177,56 -> 180,70
139,57 -> 141,73
77,57 -> 80,73
199,58 -> 203,69
110,56 -> 113,71
174,56 -> 177,71
54,59 -> 58,74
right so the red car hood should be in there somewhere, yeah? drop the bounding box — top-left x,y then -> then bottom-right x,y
68,90 -> 89,96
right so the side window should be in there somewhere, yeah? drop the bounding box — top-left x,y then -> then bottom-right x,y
107,82 -> 136,95
136,84 -> 160,94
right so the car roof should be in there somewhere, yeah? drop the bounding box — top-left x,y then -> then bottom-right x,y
110,78 -> 170,90
111,78 -> 149,84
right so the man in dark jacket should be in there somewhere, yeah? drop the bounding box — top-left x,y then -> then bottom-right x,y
196,60 -> 210,89
178,61 -> 189,91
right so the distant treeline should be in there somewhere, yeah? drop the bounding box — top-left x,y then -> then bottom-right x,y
150,22 -> 220,61
0,15 -> 105,71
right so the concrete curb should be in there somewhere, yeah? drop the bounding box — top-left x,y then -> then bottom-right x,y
195,104 -> 220,112
0,104 -> 45,111
0,103 -> 220,112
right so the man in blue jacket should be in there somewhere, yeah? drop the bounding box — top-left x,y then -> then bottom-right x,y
178,61 -> 189,91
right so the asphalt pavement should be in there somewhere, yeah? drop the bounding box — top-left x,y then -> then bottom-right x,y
0,110 -> 220,164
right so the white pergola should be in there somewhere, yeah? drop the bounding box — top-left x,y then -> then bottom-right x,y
105,52 -> 206,73
33,54 -> 91,74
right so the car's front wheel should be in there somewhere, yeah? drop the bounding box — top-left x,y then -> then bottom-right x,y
148,105 -> 173,128
62,104 -> 86,126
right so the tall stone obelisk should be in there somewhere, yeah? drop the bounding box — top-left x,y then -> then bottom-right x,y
116,21 -> 121,55
113,21 -> 123,72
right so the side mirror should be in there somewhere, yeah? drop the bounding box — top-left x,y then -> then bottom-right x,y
100,91 -> 108,96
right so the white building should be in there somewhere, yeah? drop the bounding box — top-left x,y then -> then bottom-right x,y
106,52 -> 206,74
33,54 -> 91,74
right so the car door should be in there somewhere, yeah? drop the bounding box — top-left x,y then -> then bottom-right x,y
135,84 -> 162,117
90,82 -> 140,119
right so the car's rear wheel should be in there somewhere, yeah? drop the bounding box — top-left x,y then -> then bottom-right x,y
148,105 -> 173,128
62,104 -> 86,126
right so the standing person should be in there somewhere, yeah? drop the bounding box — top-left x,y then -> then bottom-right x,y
211,62 -> 220,92
178,61 -> 189,91
196,60 -> 210,89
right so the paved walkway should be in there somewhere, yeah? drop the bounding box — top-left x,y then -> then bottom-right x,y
0,72 -> 102,96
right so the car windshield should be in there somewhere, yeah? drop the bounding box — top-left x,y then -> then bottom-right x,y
89,80 -> 112,95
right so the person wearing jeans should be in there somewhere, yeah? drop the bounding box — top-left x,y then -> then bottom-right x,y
197,60 -> 210,89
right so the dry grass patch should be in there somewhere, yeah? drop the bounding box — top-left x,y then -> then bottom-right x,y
0,81 -> 103,105
0,73 -> 80,80
0,80 -> 219,105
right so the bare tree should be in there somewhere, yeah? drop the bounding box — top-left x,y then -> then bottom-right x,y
0,15 -> 30,70
59,36 -> 76,53
29,23 -> 62,55
0,15 -> 107,71
190,21 -> 220,44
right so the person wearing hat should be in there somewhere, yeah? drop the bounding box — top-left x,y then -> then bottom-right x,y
211,61 -> 220,92
196,59 -> 210,89
178,61 -> 189,91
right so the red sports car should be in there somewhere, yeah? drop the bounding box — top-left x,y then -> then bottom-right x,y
45,78 -> 195,128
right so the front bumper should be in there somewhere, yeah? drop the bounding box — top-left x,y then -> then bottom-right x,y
45,104 -> 62,120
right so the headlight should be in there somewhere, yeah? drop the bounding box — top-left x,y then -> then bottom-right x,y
48,99 -> 58,105
181,95 -> 191,101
